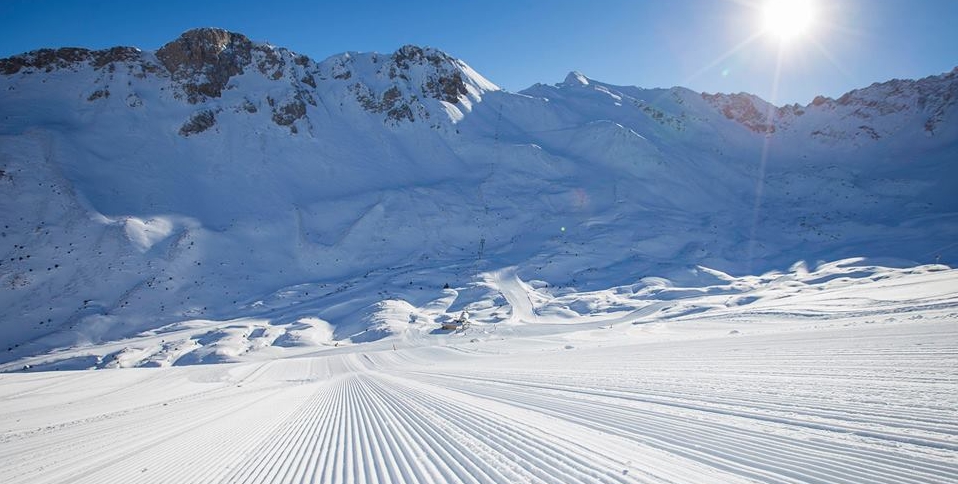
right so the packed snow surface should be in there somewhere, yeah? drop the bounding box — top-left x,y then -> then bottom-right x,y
1,262 -> 956,483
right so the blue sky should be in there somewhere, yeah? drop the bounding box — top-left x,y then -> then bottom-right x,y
1,0 -> 955,105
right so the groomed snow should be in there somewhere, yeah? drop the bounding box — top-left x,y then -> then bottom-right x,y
1,263 -> 955,483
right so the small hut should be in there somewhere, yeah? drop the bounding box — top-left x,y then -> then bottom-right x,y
440,311 -> 469,331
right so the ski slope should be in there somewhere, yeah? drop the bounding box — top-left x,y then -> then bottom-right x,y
1,265 -> 956,484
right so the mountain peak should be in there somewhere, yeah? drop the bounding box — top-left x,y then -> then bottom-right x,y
391,45 -> 451,67
563,71 -> 590,86
316,43 -> 498,124
155,28 -> 256,102
157,28 -> 252,66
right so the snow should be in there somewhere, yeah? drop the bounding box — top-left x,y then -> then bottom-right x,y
0,30 -> 956,482
564,71 -> 590,86
0,263 -> 955,483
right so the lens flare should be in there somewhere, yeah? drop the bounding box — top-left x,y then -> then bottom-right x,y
762,0 -> 816,42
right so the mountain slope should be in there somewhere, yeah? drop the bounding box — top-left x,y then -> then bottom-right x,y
0,28 -> 956,366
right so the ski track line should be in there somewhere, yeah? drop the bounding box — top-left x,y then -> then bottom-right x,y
360,372 -> 624,482
393,348 -> 957,422
0,382 -> 240,466
2,328 -> 956,484
218,353 -> 651,484
396,371 -> 804,484
0,369 -> 206,435
77,383 -> 314,484
420,371 -> 958,450
405,370 -> 958,484
219,365 -> 449,484
111,361 -> 333,484
474,371 -> 957,433
0,362 -> 287,483
362,352 -> 724,484
0,360 -> 275,445
340,357 -> 505,484
211,365 -> 347,483
0,367 -> 264,449
368,371 -> 673,484
1,383 -> 283,484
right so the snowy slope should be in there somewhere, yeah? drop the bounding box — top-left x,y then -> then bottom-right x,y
0,28 -> 956,366
0,264 -> 955,483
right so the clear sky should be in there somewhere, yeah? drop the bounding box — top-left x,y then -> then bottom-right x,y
1,0 -> 955,105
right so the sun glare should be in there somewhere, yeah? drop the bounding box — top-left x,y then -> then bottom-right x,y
762,0 -> 815,42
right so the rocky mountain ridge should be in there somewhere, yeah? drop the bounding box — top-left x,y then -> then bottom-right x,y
701,67 -> 958,140
5,28 -> 954,141
1,28 -> 498,134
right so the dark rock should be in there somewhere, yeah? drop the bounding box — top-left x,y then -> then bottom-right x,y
179,110 -> 217,136
254,46 -> 285,80
386,104 -> 414,123
425,72 -> 467,104
392,45 -> 446,70
272,99 -> 306,127
92,47 -> 141,69
156,28 -> 254,103
702,92 -> 776,133
0,48 -> 94,74
87,89 -> 110,101
350,84 -> 414,123
858,125 -> 881,140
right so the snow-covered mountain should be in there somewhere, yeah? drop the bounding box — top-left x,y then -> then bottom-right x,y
1,28 -> 956,367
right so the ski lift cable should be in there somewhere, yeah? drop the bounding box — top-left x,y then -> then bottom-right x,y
473,101 -> 504,281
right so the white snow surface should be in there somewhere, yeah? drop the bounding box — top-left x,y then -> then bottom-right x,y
0,262 -> 956,483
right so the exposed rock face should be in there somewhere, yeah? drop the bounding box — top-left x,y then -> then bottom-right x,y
350,84 -> 415,123
317,44 -> 493,125
390,45 -> 468,104
701,92 -> 778,134
269,97 -> 307,132
831,69 -> 958,134
703,68 -> 958,139
92,46 -> 142,68
0,46 -> 143,75
156,28 -> 254,103
0,48 -> 93,74
0,28 -> 500,130
426,71 -> 467,104
87,89 -> 110,101
179,110 -> 217,136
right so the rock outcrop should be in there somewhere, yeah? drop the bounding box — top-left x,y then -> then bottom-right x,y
0,46 -> 143,75
156,28 -> 255,103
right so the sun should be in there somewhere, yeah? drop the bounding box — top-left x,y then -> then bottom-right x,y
762,0 -> 816,42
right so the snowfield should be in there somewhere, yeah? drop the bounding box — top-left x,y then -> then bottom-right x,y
1,262 -> 956,483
